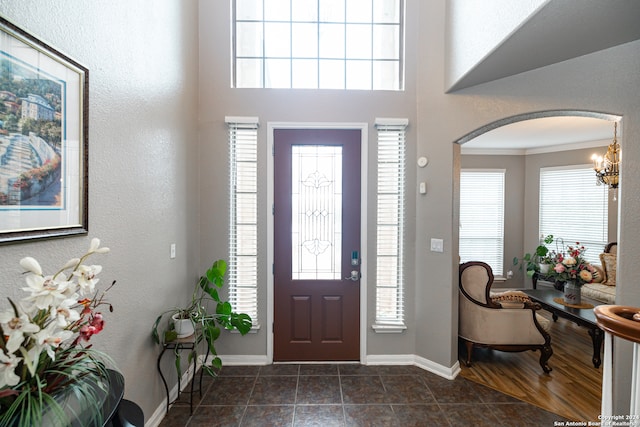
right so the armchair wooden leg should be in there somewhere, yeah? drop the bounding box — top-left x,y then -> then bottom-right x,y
539,344 -> 553,373
464,340 -> 474,367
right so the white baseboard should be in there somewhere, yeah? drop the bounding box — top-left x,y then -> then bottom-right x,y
366,354 -> 461,380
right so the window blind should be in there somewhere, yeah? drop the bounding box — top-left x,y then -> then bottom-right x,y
374,119 -> 407,329
226,117 -> 259,327
459,170 -> 505,276
539,165 -> 608,264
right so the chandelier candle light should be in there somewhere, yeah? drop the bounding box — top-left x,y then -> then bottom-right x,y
592,121 -> 621,200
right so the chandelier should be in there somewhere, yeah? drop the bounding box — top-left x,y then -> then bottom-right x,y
592,121 -> 620,194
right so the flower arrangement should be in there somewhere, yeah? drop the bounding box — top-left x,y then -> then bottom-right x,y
0,238 -> 115,427
547,242 -> 596,286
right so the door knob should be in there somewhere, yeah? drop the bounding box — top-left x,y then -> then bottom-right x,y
345,270 -> 360,281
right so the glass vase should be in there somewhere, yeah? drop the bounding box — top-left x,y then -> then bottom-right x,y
563,281 -> 581,305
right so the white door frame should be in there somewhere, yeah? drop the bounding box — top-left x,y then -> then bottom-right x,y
266,121 -> 368,363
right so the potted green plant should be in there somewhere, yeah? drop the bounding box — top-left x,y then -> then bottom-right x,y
151,259 -> 252,377
513,234 -> 555,277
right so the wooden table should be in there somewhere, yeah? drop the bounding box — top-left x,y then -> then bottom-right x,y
523,289 -> 605,368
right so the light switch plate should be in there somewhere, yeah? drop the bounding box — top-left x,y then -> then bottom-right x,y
430,238 -> 444,253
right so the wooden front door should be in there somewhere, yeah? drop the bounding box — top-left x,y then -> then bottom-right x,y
273,128 -> 361,361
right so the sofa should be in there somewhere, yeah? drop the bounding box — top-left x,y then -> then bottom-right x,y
580,242 -> 617,304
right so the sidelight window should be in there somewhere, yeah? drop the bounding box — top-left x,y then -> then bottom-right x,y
373,118 -> 407,332
227,117 -> 259,328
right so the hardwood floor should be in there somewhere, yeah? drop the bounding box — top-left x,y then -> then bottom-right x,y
459,310 -> 602,422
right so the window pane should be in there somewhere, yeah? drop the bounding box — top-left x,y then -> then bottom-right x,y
374,0 -> 400,23
233,0 -> 403,90
346,24 -> 371,59
347,0 -> 372,22
293,0 -> 318,21
292,59 -> 319,88
265,23 -> 291,57
265,58 -> 291,88
319,59 -> 345,88
236,22 -> 264,57
264,0 -> 291,21
459,170 -> 505,275
319,23 -> 345,58
373,25 -> 399,59
319,0 -> 346,22
373,60 -> 398,90
539,166 -> 608,264
236,58 -> 263,87
375,122 -> 406,325
236,0 -> 263,20
227,119 -> 259,326
292,23 -> 318,57
346,60 -> 371,90
291,146 -> 343,280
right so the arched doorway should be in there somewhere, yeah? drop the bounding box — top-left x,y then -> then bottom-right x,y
453,110 -> 622,420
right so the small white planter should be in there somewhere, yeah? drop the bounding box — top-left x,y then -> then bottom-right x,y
538,263 -> 551,275
171,313 -> 194,338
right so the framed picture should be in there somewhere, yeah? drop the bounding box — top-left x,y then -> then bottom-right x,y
0,16 -> 88,244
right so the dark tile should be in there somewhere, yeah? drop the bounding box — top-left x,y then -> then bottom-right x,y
259,364 -> 300,376
421,374 -> 483,404
294,405 -> 344,426
296,375 -> 342,404
218,365 -> 261,377
249,376 -> 298,404
340,375 -> 387,404
158,405 -> 191,427
189,405 -> 246,427
380,375 -> 436,404
490,402 -> 563,426
241,405 -> 295,427
344,404 -> 397,426
202,376 -> 255,405
338,364 -> 379,376
376,365 -> 425,376
299,363 -> 339,376
440,403 -> 501,427
465,380 -> 520,404
392,404 -> 452,427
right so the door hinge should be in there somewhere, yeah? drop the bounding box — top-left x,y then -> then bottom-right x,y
272,322 -> 274,333
272,144 -> 274,156
272,204 -> 274,215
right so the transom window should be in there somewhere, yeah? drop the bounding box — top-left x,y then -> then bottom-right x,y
232,0 -> 404,90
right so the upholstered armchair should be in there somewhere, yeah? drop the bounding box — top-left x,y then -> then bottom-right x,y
459,261 -> 553,373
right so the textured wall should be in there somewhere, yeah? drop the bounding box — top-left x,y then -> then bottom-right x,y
0,1 -> 200,421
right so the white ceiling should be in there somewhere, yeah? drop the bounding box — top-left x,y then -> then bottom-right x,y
460,116 -> 619,155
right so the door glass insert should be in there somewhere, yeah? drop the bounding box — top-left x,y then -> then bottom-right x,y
291,145 -> 342,280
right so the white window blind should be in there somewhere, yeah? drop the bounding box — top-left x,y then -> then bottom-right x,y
374,118 -> 407,331
459,170 -> 505,276
226,117 -> 259,327
232,0 -> 404,90
539,165 -> 608,264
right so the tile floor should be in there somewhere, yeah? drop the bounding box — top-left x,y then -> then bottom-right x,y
158,364 -> 566,426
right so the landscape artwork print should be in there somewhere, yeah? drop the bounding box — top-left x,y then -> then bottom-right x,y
0,17 -> 88,243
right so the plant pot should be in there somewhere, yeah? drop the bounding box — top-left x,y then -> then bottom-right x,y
171,313 -> 194,338
563,281 -> 581,305
538,263 -> 551,275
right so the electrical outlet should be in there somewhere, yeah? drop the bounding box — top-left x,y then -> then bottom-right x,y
170,243 -> 176,259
